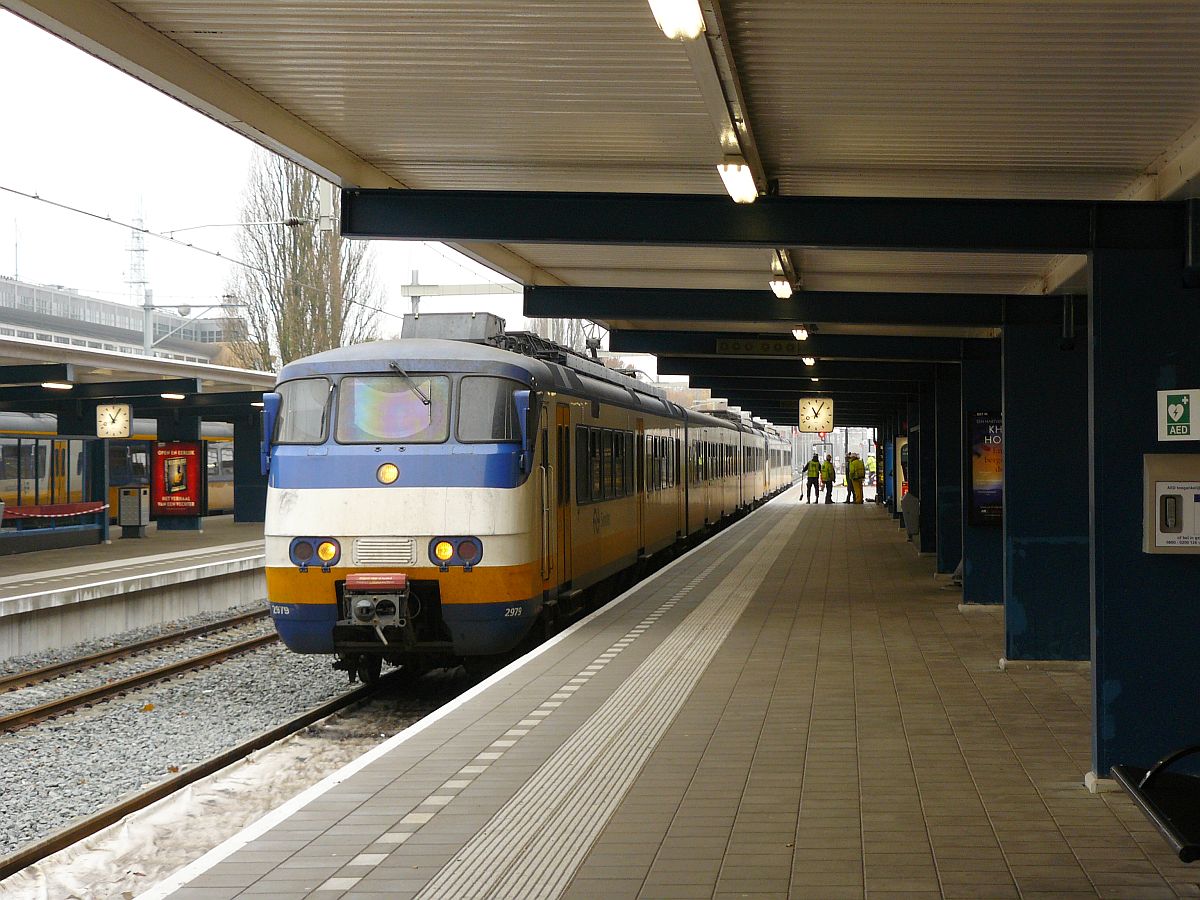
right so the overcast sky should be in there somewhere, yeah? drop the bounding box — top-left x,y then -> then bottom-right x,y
0,9 -> 532,339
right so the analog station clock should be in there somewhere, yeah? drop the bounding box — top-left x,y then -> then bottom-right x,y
96,403 -> 132,438
799,398 -> 834,433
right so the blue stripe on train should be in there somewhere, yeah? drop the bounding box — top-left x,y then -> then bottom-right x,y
270,442 -> 523,490
270,601 -> 338,653
269,596 -> 541,656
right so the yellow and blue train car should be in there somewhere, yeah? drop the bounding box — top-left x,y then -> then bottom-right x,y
261,332 -> 791,682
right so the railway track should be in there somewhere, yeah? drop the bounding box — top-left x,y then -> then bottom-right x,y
0,632 -> 279,732
0,608 -> 269,693
0,675 -> 388,882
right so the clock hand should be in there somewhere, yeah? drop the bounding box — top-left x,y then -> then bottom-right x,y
109,413 -> 118,423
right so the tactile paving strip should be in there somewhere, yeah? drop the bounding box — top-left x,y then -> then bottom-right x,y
410,506 -> 799,899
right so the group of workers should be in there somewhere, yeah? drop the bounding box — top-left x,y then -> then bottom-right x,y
803,452 -> 868,504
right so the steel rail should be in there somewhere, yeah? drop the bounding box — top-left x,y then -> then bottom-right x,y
0,609 -> 270,693
0,633 -> 278,732
0,677 -> 387,882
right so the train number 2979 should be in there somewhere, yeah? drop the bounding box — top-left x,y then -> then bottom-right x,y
504,606 -> 523,617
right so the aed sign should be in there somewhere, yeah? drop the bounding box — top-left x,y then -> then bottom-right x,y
1158,389 -> 1199,441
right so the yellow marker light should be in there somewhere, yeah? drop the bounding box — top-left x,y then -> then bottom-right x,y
377,462 -> 399,484
316,541 -> 338,562
434,540 -> 455,562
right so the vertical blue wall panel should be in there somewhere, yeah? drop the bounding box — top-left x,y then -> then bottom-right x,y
935,365 -> 963,573
1090,248 -> 1200,775
1002,298 -> 1090,660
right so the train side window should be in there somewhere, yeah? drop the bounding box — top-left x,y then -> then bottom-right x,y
219,446 -> 234,477
636,433 -> 644,493
590,428 -> 602,500
207,445 -> 219,477
604,429 -> 614,501
613,431 -> 624,497
0,439 -> 19,480
624,433 -> 633,496
576,425 -> 590,503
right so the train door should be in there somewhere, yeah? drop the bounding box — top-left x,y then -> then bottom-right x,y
539,406 -> 552,583
555,404 -> 572,585
635,419 -> 645,553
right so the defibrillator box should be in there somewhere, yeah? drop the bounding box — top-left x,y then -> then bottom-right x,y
1143,454 -> 1200,554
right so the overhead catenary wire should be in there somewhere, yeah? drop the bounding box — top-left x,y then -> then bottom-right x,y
0,183 -> 406,325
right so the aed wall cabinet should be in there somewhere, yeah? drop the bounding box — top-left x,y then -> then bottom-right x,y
1143,454 -> 1200,554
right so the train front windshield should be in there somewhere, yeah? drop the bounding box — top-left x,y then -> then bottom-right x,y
277,373 -> 524,449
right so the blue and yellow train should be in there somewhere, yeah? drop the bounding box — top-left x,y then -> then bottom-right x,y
261,325 -> 792,682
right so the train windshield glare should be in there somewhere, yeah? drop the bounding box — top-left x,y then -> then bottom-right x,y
336,374 -> 450,444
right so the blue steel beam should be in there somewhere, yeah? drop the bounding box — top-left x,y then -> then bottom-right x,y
0,363 -> 75,385
608,330 -> 986,362
657,357 -> 936,382
526,286 -> 1008,328
342,189 -> 1187,254
691,377 -> 919,396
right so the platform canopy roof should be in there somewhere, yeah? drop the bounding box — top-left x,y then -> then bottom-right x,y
10,0 -> 1200,423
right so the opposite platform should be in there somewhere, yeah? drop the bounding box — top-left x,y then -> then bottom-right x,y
148,491 -> 1194,899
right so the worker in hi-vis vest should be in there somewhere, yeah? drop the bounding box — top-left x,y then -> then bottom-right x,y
821,455 -> 836,504
804,453 -> 821,503
849,453 -> 866,504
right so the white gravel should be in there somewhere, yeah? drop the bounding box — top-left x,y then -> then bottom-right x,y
0,640 -> 352,857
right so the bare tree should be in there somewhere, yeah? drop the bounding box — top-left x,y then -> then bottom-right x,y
225,151 -> 379,370
528,316 -> 587,352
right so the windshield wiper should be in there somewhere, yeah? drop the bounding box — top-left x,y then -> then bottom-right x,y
389,361 -> 430,406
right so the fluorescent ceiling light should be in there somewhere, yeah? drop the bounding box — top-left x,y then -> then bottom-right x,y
41,381 -> 73,390
160,392 -> 186,400
251,401 -> 265,408
769,278 -> 793,299
717,157 -> 757,203
802,357 -> 816,366
791,327 -> 809,341
810,377 -> 819,382
647,0 -> 705,39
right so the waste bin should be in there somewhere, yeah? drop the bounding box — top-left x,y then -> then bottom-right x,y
118,486 -> 150,538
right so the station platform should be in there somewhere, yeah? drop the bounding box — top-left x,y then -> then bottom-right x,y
150,492 -> 1193,899
0,516 -> 265,659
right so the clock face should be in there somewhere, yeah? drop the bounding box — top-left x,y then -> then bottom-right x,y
96,403 -> 132,438
798,397 -> 834,433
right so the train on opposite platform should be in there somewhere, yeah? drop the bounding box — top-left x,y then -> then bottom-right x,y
261,315 -> 792,682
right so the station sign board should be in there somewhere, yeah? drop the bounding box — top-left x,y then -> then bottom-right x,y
152,441 -> 202,516
715,338 -> 800,356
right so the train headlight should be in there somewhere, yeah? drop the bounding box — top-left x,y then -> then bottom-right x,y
377,462 -> 399,484
316,540 -> 340,563
428,537 -> 484,570
291,540 -> 314,564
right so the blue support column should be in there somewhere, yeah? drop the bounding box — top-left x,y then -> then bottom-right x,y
935,364 -> 963,573
961,354 -> 1003,604
156,412 -> 203,532
86,438 -> 110,544
232,414 -> 267,523
1089,247 -> 1200,776
1002,297 -> 1090,660
914,382 -> 937,552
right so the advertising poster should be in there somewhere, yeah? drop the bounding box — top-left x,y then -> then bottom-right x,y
152,442 -> 202,516
969,413 -> 1003,525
